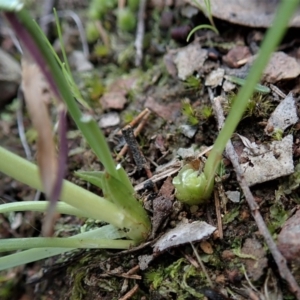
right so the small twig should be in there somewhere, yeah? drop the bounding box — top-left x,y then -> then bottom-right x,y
134,161 -> 181,192
190,242 -> 213,287
134,0 -> 147,67
111,240 -> 153,256
197,145 -> 213,159
117,109 -> 150,136
182,251 -> 200,269
116,109 -> 150,161
126,265 -> 140,275
214,189 -> 223,239
122,125 -> 149,171
100,272 -> 141,280
269,84 -> 286,98
119,284 -> 139,300
95,20 -> 110,49
210,94 -> 300,299
241,265 -> 260,294
118,0 -> 126,10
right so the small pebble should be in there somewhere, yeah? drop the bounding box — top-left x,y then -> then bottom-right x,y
98,112 -> 120,128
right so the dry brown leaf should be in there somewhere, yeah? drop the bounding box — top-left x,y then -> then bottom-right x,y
21,59 -> 57,200
185,0 -> 300,28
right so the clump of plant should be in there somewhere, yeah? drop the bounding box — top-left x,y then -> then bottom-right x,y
181,98 -> 199,125
226,91 -> 273,119
0,2 -> 150,270
200,105 -> 213,120
87,0 -> 117,21
186,0 -> 219,41
183,75 -> 202,91
85,0 -> 138,43
181,98 -> 213,126
145,258 -> 207,298
173,0 -> 297,205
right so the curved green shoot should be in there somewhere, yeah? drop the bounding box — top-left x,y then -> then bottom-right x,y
226,76 -> 270,94
191,0 -> 218,35
186,24 -> 218,42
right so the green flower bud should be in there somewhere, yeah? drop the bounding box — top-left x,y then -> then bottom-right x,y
117,8 -> 136,32
86,22 -> 99,43
172,164 -> 208,205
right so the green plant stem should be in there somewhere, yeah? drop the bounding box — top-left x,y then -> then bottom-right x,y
0,201 -> 89,218
0,238 -> 133,252
203,0 -> 298,193
13,9 -> 118,179
0,146 -> 149,242
0,225 -> 127,270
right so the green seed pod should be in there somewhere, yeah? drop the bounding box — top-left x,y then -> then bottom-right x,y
86,22 -> 99,43
172,164 -> 208,205
117,8 -> 136,32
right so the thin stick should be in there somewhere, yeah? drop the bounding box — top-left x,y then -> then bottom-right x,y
134,0 -> 147,67
210,95 -> 300,299
95,20 -> 110,49
118,0 -> 126,10
214,189 -> 223,239
116,109 -> 150,161
190,243 -> 213,287
134,162 -> 181,191
117,108 -> 150,136
119,284 -> 139,300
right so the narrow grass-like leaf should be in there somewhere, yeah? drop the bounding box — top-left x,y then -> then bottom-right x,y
0,201 -> 89,218
75,171 -> 106,190
0,225 -> 128,270
226,75 -> 270,94
0,237 -> 133,252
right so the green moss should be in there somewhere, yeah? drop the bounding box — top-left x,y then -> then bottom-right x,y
183,76 -> 202,91
267,203 -> 288,235
272,129 -> 283,141
182,99 -> 199,126
88,0 -> 118,20
145,258 -> 210,299
0,275 -> 16,300
200,105 -> 213,120
70,269 -> 87,300
276,162 -> 300,199
226,92 -> 273,119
